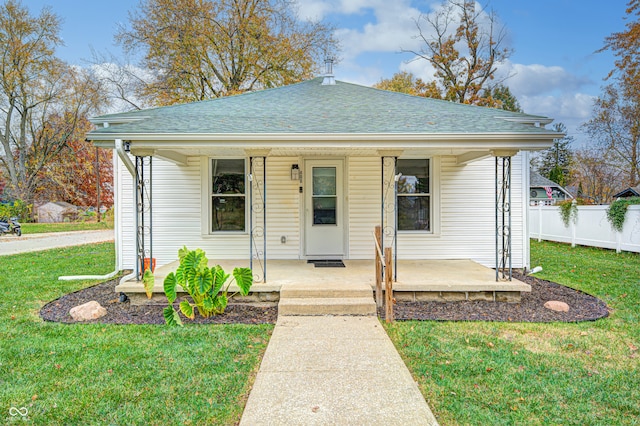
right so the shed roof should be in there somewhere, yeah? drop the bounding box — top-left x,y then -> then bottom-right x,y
613,185 -> 640,198
88,78 -> 559,139
530,171 -> 562,188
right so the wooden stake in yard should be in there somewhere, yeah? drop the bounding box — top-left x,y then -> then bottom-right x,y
384,247 -> 394,323
375,226 -> 383,308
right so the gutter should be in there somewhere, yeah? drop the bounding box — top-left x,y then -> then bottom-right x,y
114,138 -> 138,287
87,131 -> 565,143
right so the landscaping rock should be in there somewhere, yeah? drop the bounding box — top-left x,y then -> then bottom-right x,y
69,301 -> 107,321
544,300 -> 570,312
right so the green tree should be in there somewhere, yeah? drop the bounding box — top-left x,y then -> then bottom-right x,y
117,0 -> 338,106
588,1 -> 640,188
571,146 -> 624,204
583,84 -> 639,187
373,71 -> 440,98
0,0 -> 105,204
481,84 -> 521,112
533,123 -> 573,187
403,0 -> 512,105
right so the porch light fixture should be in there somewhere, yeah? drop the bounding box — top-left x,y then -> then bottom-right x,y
291,164 -> 300,181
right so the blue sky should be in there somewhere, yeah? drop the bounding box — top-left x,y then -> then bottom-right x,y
24,0 -> 629,146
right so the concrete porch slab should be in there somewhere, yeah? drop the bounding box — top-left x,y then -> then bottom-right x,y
115,258 -> 529,303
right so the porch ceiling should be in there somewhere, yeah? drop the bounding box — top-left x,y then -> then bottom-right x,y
146,146 -> 497,158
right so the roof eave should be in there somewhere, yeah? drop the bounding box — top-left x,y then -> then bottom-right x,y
88,131 -> 562,145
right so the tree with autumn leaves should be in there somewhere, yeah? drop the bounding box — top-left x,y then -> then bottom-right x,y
0,0 -> 110,211
116,0 -> 338,106
584,0 -> 640,190
374,1 -> 519,112
404,0 -> 512,107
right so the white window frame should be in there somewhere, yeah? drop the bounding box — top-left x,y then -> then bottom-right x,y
203,157 -> 248,234
396,157 -> 440,235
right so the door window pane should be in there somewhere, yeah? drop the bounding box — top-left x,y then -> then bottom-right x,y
313,167 -> 336,195
313,197 -> 336,225
312,167 -> 337,225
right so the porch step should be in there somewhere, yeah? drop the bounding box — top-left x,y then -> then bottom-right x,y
278,281 -> 376,316
278,297 -> 376,316
280,286 -> 372,299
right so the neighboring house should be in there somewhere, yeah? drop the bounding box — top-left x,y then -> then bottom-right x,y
613,185 -> 640,199
36,201 -> 78,223
87,75 -> 560,289
529,171 -> 573,206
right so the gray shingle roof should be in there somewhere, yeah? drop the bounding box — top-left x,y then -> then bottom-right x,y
530,170 -> 561,188
89,78 -> 557,137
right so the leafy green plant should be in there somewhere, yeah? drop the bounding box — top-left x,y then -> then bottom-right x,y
163,246 -> 253,325
557,199 -> 578,228
0,199 -> 32,221
142,269 -> 154,299
606,196 -> 640,232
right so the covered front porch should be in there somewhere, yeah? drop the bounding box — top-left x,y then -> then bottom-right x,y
117,258 -> 530,308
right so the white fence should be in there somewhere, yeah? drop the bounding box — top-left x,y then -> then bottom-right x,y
529,204 -> 640,253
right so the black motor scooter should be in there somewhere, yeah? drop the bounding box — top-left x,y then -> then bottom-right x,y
0,217 -> 22,236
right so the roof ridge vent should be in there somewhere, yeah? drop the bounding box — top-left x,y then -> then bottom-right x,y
321,57 -> 336,85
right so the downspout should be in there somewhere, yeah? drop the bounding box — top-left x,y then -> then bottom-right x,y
58,139 -> 136,283
114,138 -> 137,285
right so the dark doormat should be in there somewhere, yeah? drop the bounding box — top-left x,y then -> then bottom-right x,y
307,259 -> 345,268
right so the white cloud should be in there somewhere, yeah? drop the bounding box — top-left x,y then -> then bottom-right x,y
497,62 -> 593,97
297,0 -> 425,56
519,92 -> 595,145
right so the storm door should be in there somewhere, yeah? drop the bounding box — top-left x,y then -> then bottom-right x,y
304,160 -> 344,257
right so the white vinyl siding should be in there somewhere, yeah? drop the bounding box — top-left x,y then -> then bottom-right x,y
348,157 -> 381,259
265,157 -> 302,259
395,154 -> 524,268
116,152 -> 525,269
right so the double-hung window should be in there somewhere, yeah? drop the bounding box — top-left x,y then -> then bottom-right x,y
396,159 -> 431,231
211,159 -> 246,232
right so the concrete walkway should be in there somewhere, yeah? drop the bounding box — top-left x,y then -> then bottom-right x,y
0,230 -> 114,256
240,315 -> 438,425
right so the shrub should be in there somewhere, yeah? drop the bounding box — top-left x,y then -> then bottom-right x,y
162,246 -> 253,326
607,197 -> 640,232
0,199 -> 32,221
558,199 -> 578,228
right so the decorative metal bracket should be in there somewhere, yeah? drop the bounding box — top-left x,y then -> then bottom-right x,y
381,156 -> 398,281
135,156 -> 152,280
249,157 -> 266,282
495,156 -> 512,281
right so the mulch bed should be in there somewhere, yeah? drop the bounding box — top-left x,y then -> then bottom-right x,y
40,272 -> 609,325
40,277 -> 278,325
379,272 -> 610,323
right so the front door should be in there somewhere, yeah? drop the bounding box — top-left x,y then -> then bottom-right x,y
304,159 -> 345,258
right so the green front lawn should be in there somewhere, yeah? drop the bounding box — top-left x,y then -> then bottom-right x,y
386,241 -> 639,425
0,243 -> 272,425
20,221 -> 113,234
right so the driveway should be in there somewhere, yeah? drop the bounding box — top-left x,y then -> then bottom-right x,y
0,230 -> 114,256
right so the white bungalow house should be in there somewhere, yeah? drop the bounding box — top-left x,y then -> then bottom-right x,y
87,74 -> 561,305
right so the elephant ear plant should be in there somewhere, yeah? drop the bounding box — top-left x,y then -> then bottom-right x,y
162,246 -> 253,326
